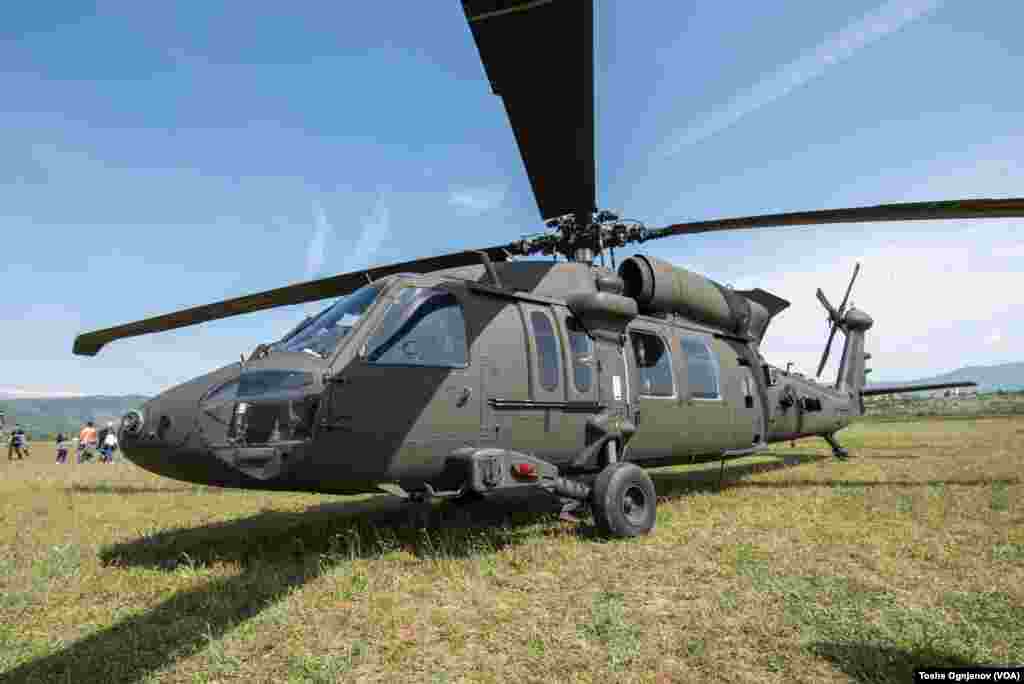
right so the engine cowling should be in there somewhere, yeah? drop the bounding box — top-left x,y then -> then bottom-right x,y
618,254 -> 770,337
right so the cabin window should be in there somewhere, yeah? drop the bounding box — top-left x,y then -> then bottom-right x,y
680,335 -> 721,399
530,311 -> 561,391
567,316 -> 593,394
630,331 -> 675,397
365,287 -> 468,368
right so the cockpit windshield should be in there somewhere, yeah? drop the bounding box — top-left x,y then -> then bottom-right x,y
271,283 -> 382,358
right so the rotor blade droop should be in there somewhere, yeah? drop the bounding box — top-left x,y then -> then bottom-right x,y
73,247 -> 510,356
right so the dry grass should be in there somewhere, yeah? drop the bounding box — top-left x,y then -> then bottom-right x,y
1,417 -> 1022,683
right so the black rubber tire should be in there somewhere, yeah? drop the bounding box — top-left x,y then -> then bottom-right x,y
590,462 -> 657,538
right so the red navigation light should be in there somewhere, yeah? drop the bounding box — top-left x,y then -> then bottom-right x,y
511,462 -> 538,480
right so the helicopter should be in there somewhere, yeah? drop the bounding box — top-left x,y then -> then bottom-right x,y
73,0 -> 1010,538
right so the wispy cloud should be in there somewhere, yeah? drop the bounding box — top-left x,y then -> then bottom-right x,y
294,197 -> 390,316
340,197 -> 392,274
448,185 -> 506,216
304,200 -> 331,280
662,0 -> 943,154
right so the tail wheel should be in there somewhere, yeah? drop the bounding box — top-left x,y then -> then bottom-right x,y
591,462 -> 657,538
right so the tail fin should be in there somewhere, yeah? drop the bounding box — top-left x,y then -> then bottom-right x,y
834,307 -> 874,397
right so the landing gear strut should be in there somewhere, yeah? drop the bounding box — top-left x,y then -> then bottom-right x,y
823,433 -> 849,460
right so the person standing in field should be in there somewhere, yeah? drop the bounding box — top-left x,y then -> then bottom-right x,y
78,421 -> 98,463
100,424 -> 118,463
8,424 -> 29,461
56,432 -> 69,464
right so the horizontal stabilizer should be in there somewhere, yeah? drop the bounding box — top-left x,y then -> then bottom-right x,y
861,381 -> 977,397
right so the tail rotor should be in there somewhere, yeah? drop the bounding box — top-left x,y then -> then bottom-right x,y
815,262 -> 860,378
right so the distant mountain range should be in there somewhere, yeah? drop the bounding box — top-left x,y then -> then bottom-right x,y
0,395 -> 149,438
0,388 -> 85,399
868,362 -> 1024,393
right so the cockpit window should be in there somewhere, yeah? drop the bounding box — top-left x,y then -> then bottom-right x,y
204,379 -> 239,404
365,287 -> 468,368
237,370 -> 314,398
272,284 -> 382,358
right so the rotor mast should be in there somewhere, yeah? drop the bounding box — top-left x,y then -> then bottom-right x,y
572,211 -> 594,263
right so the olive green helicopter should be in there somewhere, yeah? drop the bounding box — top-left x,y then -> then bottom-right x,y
74,0 -> 1012,537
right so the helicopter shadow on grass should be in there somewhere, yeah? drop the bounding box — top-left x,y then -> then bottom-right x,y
647,450 -> 831,498
0,489 -> 568,684
809,642 -> 979,684
648,450 -> 1020,496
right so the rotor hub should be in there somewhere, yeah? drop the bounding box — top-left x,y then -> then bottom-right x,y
505,210 -> 651,261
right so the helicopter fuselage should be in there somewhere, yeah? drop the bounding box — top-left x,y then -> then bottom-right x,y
118,259 -> 867,496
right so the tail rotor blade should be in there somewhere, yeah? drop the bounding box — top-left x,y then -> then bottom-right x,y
838,262 -> 861,313
816,323 -> 839,378
816,288 -> 838,320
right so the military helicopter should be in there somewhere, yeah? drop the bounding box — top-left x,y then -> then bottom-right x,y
74,0 -> 1009,537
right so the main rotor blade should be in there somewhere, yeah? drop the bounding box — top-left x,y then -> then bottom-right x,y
816,323 -> 838,378
838,262 -> 860,313
646,198 -> 1024,240
463,0 -> 596,220
72,247 -> 510,356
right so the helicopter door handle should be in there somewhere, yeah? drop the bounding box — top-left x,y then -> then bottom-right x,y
456,386 -> 472,407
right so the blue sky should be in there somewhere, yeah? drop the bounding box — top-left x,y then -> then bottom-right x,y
2,0 -> 1022,397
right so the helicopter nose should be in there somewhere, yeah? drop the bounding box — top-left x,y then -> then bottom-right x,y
120,353 -> 328,487
119,363 -> 243,486
121,439 -> 247,487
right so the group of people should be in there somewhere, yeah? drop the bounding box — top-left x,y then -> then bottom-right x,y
59,421 -> 119,464
1,411 -> 120,464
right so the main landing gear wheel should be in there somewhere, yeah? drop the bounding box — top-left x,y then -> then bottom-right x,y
591,462 -> 657,538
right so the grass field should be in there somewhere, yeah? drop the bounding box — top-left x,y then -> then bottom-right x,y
1,417 -> 1022,683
